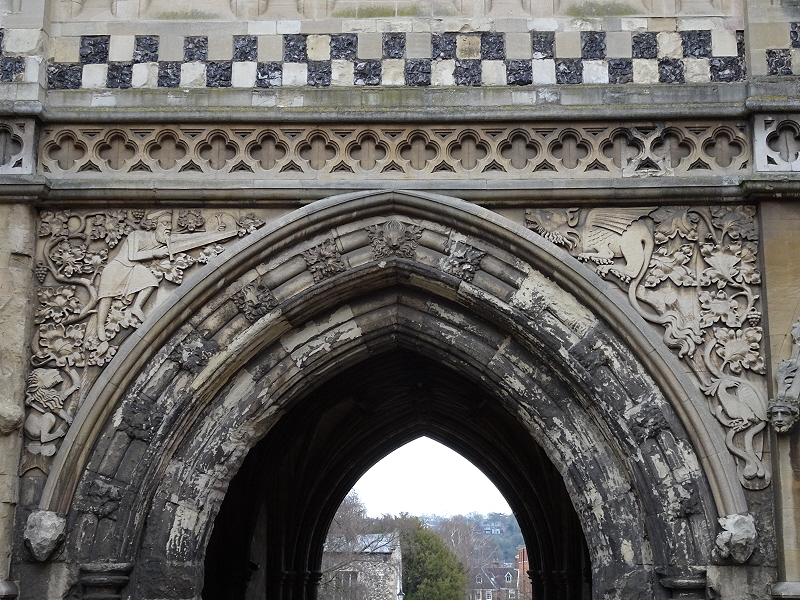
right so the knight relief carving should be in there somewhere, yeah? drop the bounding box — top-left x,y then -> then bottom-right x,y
25,208 -> 264,475
526,205 -> 769,490
768,319 -> 800,434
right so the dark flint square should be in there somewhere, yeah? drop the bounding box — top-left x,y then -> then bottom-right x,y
506,60 -> 532,85
454,59 -> 481,86
206,61 -> 232,87
133,36 -> 159,63
184,36 -> 208,62
308,61 -> 331,86
107,62 -> 133,88
658,57 -> 684,83
766,49 -> 792,76
283,34 -> 307,63
80,36 -> 110,64
256,62 -> 282,87
632,32 -> 657,59
555,59 -> 582,84
532,32 -> 555,60
481,33 -> 505,60
331,34 -> 357,60
233,36 -> 257,62
608,58 -> 632,84
0,57 -> 25,82
681,30 -> 711,58
157,61 -> 181,87
405,59 -> 431,86
48,64 -> 83,89
432,33 -> 456,59
383,33 -> 405,59
710,57 -> 743,82
354,60 -> 381,85
581,31 -> 606,60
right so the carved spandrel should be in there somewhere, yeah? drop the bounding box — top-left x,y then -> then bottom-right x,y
526,205 -> 769,490
24,208 -> 265,475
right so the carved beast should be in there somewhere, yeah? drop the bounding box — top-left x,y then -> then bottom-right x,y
525,207 -> 654,283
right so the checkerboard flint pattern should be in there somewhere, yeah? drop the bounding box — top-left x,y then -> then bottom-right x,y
45,28 -> 753,90
765,22 -> 800,76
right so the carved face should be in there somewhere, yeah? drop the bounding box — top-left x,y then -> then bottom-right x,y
768,398 -> 799,433
155,215 -> 172,243
525,209 -> 579,250
382,221 -> 406,249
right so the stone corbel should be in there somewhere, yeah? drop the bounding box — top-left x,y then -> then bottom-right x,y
768,319 -> 800,434
79,563 -> 133,600
712,513 -> 757,564
0,581 -> 19,600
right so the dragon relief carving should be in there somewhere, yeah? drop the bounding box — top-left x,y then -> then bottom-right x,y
526,205 -> 769,490
24,208 -> 265,475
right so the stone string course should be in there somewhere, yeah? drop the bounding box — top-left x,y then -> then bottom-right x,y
45,29 -> 749,89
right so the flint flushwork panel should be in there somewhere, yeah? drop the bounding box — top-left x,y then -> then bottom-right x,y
38,121 -> 750,179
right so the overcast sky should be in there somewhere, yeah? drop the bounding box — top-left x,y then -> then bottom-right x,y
352,437 -> 513,518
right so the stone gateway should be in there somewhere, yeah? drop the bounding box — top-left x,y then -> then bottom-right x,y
0,0 -> 798,599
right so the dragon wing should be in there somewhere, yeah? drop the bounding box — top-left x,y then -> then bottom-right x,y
584,207 -> 655,250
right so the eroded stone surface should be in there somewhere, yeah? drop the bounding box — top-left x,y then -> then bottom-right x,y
24,511 -> 66,562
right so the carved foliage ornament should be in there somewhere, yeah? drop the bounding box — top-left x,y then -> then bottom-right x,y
302,238 -> 346,283
526,205 -> 769,489
768,319 -> 800,434
25,208 -> 265,475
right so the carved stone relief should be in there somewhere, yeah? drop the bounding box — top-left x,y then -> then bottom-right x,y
754,115 -> 800,172
302,238 -> 346,282
24,208 -> 264,475
526,205 -> 769,489
38,123 -> 750,180
768,319 -> 800,434
366,220 -> 423,260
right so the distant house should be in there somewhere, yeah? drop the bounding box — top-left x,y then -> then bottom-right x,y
467,563 -> 518,600
480,521 -> 505,535
321,532 -> 403,600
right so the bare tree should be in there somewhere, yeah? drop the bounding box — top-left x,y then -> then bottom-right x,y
435,515 -> 497,570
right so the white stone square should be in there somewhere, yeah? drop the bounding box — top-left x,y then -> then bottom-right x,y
282,62 -> 308,86
555,31 -> 581,58
307,35 -> 331,61
208,35 -> 233,61
24,56 -> 42,84
582,60 -> 609,83
657,32 -> 682,59
632,58 -> 658,83
248,21 -> 278,35
81,64 -> 108,88
276,20 -> 302,34
406,33 -> 432,59
482,60 -> 506,86
431,59 -> 455,86
159,35 -> 185,62
132,63 -> 158,88
358,33 -> 383,59
531,59 -> 556,84
331,60 -> 354,86
232,61 -> 257,87
621,18 -> 648,31
53,37 -> 80,63
711,30 -> 738,57
258,36 -> 284,62
109,35 -> 135,62
684,58 -> 710,82
4,29 -> 41,53
606,32 -> 632,58
180,62 -> 207,87
505,32 -> 533,59
456,34 -> 481,59
382,59 -> 405,85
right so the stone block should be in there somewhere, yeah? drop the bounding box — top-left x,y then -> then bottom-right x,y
531,58 -> 556,83
331,59 -> 354,85
431,59 -> 455,85
248,21 -> 277,35
711,30 -> 737,56
528,18 -> 558,31
582,59 -> 608,83
683,57 -> 709,82
406,33 -> 432,59
648,18 -> 677,31
109,35 -> 135,62
282,62 -> 307,85
307,35 -> 331,60
505,32 -> 532,59
231,61 -> 257,87
606,32 -> 631,58
207,35 -> 232,61
481,60 -> 506,85
276,20 -> 302,34
132,62 -> 158,88
180,62 -> 207,87
4,29 -> 41,54
159,35 -> 185,62
82,63 -> 108,88
621,18 -> 648,31
358,33 -> 382,59
632,58 -> 658,83
555,31 -> 581,58
657,31 -> 682,59
456,34 -> 481,59
381,59 -> 405,85
749,22 -> 789,49
258,36 -> 284,62
53,37 -> 80,63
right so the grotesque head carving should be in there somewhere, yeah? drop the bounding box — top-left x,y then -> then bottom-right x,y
767,396 -> 800,434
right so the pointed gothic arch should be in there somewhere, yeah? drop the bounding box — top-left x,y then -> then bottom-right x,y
36,190 -> 745,599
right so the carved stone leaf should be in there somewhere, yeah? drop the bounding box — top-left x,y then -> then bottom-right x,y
302,238 -> 346,283
149,252 -> 195,284
234,279 -> 278,322
710,205 -> 758,241
650,206 -> 700,244
645,245 -> 697,288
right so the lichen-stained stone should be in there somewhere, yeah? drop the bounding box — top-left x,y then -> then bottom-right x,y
608,58 -> 633,83
404,59 -> 431,86
331,34 -> 357,60
454,59 -> 481,86
133,36 -> 159,63
532,31 -> 555,59
306,35 -> 331,61
256,61 -> 282,87
354,59 -> 381,85
632,32 -> 658,59
383,33 -> 405,59
555,58 -> 582,84
432,32 -> 456,59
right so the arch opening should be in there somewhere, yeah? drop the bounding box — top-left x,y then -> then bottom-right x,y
202,348 -> 592,600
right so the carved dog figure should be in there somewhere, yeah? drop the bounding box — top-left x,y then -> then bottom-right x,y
525,207 -> 654,283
